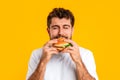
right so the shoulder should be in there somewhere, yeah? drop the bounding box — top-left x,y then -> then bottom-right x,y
30,48 -> 43,60
26,48 -> 43,80
79,46 -> 93,56
79,46 -> 96,65
32,48 -> 43,55
79,47 -> 98,80
79,46 -> 95,61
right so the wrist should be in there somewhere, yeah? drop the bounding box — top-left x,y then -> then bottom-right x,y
41,56 -> 50,64
41,53 -> 52,61
75,58 -> 83,67
37,57 -> 49,72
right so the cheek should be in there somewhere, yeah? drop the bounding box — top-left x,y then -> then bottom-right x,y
50,30 -> 58,36
65,30 -> 72,35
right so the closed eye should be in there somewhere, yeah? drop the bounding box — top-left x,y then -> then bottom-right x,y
63,25 -> 70,29
51,25 -> 59,30
53,27 -> 58,29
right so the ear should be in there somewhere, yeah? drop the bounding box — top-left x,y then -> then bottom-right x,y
47,28 -> 50,35
71,27 -> 74,34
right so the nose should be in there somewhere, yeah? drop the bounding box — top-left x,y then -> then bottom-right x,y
58,28 -> 64,36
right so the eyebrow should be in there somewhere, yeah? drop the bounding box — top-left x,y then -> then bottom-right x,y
51,25 -> 59,28
63,24 -> 70,27
50,24 -> 71,28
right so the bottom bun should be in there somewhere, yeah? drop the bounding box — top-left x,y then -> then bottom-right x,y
56,47 -> 64,51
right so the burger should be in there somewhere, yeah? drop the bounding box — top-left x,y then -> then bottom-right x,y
53,37 -> 72,51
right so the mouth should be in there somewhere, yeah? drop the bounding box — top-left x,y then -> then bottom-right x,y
53,36 -> 68,39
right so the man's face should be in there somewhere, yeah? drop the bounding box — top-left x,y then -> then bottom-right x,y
47,17 -> 74,40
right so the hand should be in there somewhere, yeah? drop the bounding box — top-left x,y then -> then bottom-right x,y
42,39 -> 59,61
62,39 -> 81,63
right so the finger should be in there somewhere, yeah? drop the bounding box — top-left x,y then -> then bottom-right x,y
44,39 -> 58,48
64,39 -> 78,47
65,46 -> 74,51
63,49 -> 73,54
48,39 -> 58,44
50,50 -> 59,54
50,47 -> 59,50
44,47 -> 58,55
48,48 -> 59,54
45,47 -> 58,51
61,46 -> 73,53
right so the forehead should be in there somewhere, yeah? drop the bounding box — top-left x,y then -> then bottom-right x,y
50,17 -> 71,26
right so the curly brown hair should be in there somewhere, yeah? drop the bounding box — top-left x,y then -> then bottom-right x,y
47,8 -> 75,28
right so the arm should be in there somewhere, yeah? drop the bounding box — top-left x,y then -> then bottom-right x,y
76,59 -> 95,80
28,57 -> 49,80
62,39 -> 96,80
28,55 -> 49,80
28,39 -> 58,80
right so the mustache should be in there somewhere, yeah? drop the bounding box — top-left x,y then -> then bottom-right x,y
53,35 -> 68,39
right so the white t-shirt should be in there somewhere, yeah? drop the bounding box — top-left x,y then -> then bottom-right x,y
26,47 -> 98,80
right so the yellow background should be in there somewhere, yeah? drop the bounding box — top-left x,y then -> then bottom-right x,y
0,0 -> 120,80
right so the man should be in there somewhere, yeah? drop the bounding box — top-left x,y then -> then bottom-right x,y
26,8 -> 98,80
